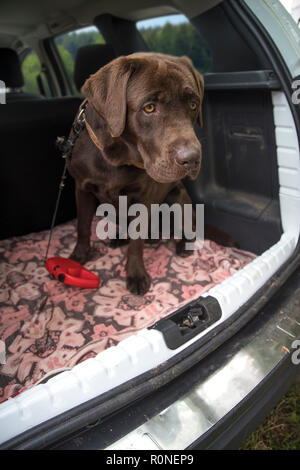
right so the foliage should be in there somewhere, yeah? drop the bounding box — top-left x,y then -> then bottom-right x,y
241,383 -> 300,450
56,44 -> 75,83
22,52 -> 41,94
55,30 -> 105,62
139,22 -> 212,72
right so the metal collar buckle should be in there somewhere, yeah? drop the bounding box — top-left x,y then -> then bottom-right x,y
72,104 -> 86,135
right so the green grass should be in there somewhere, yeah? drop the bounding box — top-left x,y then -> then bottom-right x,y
241,382 -> 300,450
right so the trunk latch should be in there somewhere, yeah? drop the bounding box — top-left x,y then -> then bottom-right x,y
150,296 -> 222,349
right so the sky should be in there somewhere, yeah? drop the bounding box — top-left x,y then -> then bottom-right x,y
137,14 -> 187,29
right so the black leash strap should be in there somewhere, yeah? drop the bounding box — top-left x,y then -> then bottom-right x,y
39,102 -> 87,313
44,158 -> 68,263
43,101 -> 87,263
39,160 -> 68,313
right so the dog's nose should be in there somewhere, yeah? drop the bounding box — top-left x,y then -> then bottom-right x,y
175,147 -> 201,170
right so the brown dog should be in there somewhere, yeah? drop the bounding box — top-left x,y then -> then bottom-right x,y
67,52 -> 232,295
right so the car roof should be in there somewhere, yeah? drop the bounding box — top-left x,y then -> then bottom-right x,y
0,0 -> 223,49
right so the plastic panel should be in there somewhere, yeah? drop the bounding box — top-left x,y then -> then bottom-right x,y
272,91 -> 300,238
187,86 -> 282,255
204,70 -> 280,90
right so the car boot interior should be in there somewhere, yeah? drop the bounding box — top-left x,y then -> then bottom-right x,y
0,0 -> 299,444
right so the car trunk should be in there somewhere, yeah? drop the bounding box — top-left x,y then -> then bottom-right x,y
1,83 -> 299,441
0,0 -> 300,448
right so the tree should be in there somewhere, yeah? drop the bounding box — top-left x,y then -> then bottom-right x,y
139,22 -> 212,73
55,30 -> 105,61
22,53 -> 41,94
57,44 -> 74,82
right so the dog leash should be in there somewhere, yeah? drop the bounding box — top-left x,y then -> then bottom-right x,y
38,102 -> 89,312
44,101 -> 87,263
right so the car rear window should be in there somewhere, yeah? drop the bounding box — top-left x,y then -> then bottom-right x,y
137,14 -> 212,73
54,26 -> 105,95
21,50 -> 51,97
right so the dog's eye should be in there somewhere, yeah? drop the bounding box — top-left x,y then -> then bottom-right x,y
189,101 -> 197,111
143,103 -> 156,114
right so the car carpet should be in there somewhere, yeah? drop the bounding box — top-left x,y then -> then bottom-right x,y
0,218 -> 256,403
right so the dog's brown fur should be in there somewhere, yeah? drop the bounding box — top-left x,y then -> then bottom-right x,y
68,52 -> 235,295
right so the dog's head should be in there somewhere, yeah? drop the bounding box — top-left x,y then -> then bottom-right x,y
82,52 -> 204,183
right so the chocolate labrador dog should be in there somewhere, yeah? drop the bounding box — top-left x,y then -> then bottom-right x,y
68,52 -> 234,295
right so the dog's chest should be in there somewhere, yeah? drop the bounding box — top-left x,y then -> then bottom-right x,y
90,169 -> 174,208
90,170 -> 149,206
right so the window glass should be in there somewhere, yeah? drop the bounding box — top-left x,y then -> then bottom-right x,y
21,50 -> 52,97
55,26 -> 105,94
137,14 -> 212,73
21,50 -> 42,94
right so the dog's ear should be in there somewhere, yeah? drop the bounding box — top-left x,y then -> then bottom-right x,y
81,57 -> 136,138
178,56 -> 204,128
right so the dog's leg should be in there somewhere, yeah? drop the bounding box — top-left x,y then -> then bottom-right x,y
109,238 -> 129,248
164,183 -> 196,257
175,208 -> 197,257
167,183 -> 239,255
70,186 -> 98,264
109,225 -> 129,249
126,238 -> 151,295
204,225 -> 239,248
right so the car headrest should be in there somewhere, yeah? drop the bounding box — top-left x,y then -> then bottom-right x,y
73,44 -> 116,92
0,48 -> 24,88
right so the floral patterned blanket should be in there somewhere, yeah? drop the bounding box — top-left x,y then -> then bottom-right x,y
0,218 -> 255,402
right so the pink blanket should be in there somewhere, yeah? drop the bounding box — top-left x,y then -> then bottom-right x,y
0,219 -> 255,402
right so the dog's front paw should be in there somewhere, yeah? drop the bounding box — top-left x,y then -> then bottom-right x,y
126,271 -> 151,296
69,245 -> 90,265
